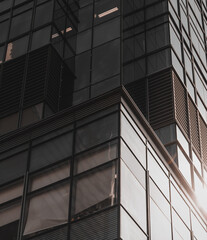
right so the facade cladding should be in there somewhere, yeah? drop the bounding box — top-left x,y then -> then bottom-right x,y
2,0 -> 207,239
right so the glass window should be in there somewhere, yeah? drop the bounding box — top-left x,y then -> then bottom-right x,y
0,151 -> 27,185
93,17 -> 120,47
121,114 -> 146,168
148,48 -> 171,75
72,163 -> 117,220
10,10 -> 32,39
91,74 -> 120,97
34,1 -> 53,28
0,20 -> 9,44
92,39 -> 120,83
121,161 -> 147,233
75,140 -> 118,174
76,29 -> 92,54
75,113 -> 118,153
146,23 -> 169,53
121,207 -> 147,240
0,112 -> 19,135
6,36 -> 29,61
30,161 -> 70,191
21,103 -> 43,127
0,203 -> 21,228
0,181 -> 23,204
75,51 -> 91,90
31,26 -> 51,50
0,46 -> 4,63
0,0 -> 13,12
24,183 -> 70,235
30,132 -> 73,172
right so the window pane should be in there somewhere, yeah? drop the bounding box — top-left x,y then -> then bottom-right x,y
72,163 -> 117,220
75,140 -> 118,174
31,26 -> 51,50
6,36 -> 29,61
30,132 -> 73,172
34,1 -> 53,28
92,39 -> 120,83
93,17 -> 120,47
121,161 -> 147,233
0,181 -> 23,204
0,203 -> 21,227
10,10 -> 32,38
21,103 -> 43,127
0,112 -> 19,135
75,113 -> 118,153
30,161 -> 70,191
24,183 -> 70,235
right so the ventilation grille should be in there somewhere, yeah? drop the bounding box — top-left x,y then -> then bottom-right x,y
173,72 -> 189,136
125,78 -> 147,118
0,56 -> 26,115
200,118 -> 207,165
23,46 -> 49,107
27,226 -> 68,240
70,207 -> 118,240
148,68 -> 174,129
189,99 -> 201,155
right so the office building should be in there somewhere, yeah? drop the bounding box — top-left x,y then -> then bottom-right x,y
1,0 -> 207,239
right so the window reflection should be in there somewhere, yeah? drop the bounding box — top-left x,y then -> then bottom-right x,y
97,7 -> 119,18
72,163 -> 117,221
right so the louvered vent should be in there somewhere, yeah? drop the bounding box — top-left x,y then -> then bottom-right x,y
173,72 -> 189,136
125,78 -> 147,118
70,207 -> 118,240
188,99 -> 201,155
23,46 -> 48,107
148,68 -> 174,129
26,226 -> 68,240
200,118 -> 207,164
0,56 -> 26,115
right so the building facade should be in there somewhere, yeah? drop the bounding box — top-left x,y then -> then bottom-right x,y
1,0 -> 207,239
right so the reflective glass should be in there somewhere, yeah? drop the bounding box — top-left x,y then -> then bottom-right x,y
72,163 -> 117,220
24,183 -> 70,235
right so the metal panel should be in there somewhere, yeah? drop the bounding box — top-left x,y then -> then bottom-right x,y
188,99 -> 201,155
70,207 -> 118,240
148,68 -> 174,129
173,72 -> 189,136
200,117 -> 207,165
